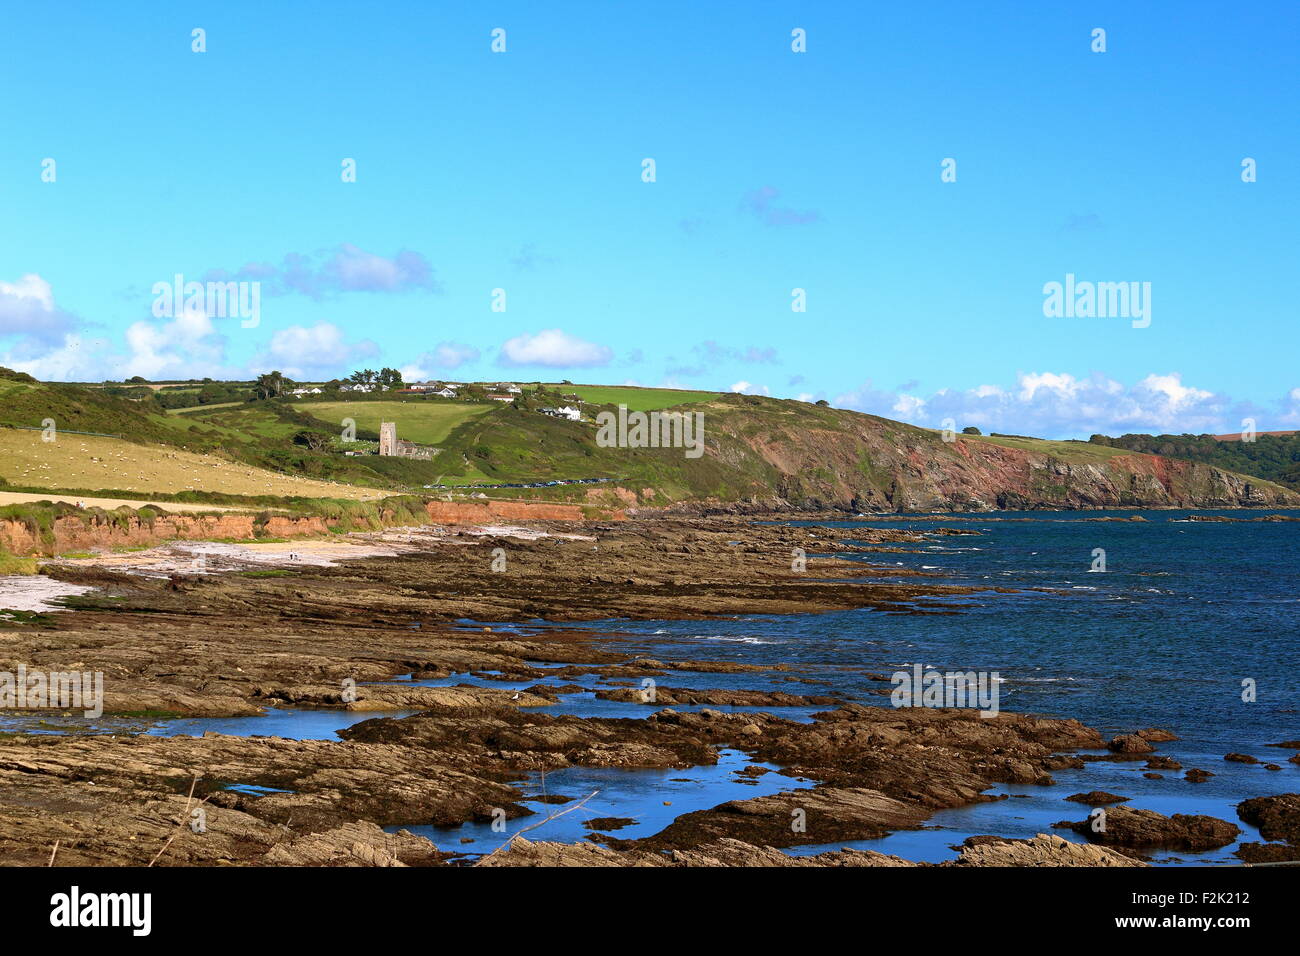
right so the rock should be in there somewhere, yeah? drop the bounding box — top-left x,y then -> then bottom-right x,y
595,686 -> 837,707
1236,793 -> 1300,845
1067,807 -> 1240,851
627,786 -> 930,851
262,822 -> 440,866
1136,728 -> 1179,742
1224,753 -> 1258,764
1064,791 -> 1130,805
582,816 -> 637,832
1234,842 -> 1300,864
1108,734 -> 1155,754
1185,768 -> 1215,782
1145,756 -> 1182,770
948,833 -> 1144,867
474,836 -> 919,867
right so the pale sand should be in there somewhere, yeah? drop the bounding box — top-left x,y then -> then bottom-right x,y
47,537 -> 416,577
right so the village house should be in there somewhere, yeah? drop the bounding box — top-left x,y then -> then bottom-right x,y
396,381 -> 458,399
541,405 -> 582,421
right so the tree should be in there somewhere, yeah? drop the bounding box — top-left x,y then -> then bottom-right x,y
292,429 -> 334,451
377,367 -> 403,389
962,426 -> 981,435
254,371 -> 286,401
815,399 -> 829,407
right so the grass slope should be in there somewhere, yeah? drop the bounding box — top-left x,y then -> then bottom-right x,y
0,429 -> 384,500
302,400 -> 491,445
543,384 -> 719,411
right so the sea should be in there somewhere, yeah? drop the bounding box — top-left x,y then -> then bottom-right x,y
5,509 -> 1296,864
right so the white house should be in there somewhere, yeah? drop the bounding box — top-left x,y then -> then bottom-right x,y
290,386 -> 323,396
541,405 -> 582,421
432,387 -> 458,398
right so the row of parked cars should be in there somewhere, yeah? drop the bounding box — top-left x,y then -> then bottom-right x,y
421,477 -> 619,490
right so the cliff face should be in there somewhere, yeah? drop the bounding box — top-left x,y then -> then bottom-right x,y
0,500 -> 623,557
0,513 -> 332,557
690,398 -> 1300,512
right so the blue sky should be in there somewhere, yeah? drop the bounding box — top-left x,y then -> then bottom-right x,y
1,0 -> 1296,437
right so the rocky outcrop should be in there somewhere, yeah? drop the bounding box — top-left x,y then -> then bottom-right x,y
593,687 -> 839,707
1063,807 -> 1240,852
1237,793 -> 1300,844
949,833 -> 1143,867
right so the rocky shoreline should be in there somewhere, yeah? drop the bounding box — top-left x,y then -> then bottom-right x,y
0,516 -> 1295,867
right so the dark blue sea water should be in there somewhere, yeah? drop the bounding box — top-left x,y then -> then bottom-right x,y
470,508 -> 1300,863
595,509 -> 1299,755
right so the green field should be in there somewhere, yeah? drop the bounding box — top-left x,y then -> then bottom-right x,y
302,400 -> 493,445
959,433 -> 1132,463
544,384 -> 719,411
169,401 -> 244,415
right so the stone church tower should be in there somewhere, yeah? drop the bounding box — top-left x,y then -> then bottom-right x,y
379,421 -> 397,456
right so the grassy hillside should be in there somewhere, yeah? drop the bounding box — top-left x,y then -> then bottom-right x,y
0,371 -> 438,495
541,384 -> 719,411
961,433 -> 1132,464
303,400 -> 491,445
0,429 -> 384,500
1089,431 -> 1300,489
2,369 -> 1294,512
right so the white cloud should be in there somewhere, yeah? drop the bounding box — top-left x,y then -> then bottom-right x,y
835,371 -> 1251,438
396,343 -> 482,382
0,273 -> 78,344
730,380 -> 770,395
122,299 -> 227,380
498,329 -> 612,368
255,322 -> 378,379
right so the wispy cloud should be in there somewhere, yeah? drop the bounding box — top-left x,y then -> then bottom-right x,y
203,244 -> 439,300
741,186 -> 819,227
401,342 -> 482,380
667,339 -> 780,378
509,244 -> 556,272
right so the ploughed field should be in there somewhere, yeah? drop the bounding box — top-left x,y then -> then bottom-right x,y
0,517 -> 1294,867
